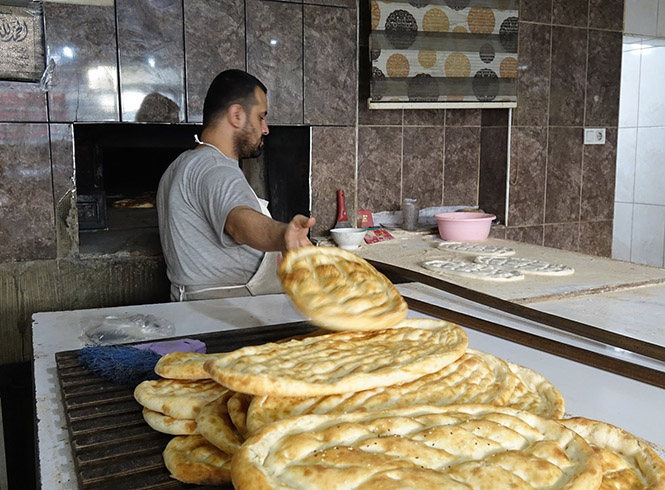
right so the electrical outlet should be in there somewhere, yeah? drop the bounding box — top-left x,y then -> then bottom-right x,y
584,128 -> 606,145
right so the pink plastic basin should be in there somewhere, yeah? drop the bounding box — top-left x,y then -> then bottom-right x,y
434,212 -> 496,241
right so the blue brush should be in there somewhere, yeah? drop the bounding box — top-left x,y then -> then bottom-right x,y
78,345 -> 162,386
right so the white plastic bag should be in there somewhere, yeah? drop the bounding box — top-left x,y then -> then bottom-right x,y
83,314 -> 175,345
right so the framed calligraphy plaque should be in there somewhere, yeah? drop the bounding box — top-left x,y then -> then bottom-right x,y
0,3 -> 45,81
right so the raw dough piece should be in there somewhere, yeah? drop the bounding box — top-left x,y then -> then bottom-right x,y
438,241 -> 516,256
422,259 -> 525,281
475,255 -> 574,276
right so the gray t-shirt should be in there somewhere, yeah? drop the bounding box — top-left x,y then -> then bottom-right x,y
157,145 -> 263,288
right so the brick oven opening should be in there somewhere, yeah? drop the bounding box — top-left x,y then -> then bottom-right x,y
74,123 -> 311,256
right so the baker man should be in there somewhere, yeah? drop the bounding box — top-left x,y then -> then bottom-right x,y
157,69 -> 315,301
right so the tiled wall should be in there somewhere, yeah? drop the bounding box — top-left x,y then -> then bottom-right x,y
613,36 -> 665,267
503,0 -> 623,256
0,0 -> 625,364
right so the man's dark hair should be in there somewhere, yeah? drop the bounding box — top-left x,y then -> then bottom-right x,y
202,70 -> 267,130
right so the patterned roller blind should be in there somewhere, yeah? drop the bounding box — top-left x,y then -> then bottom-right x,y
370,0 -> 518,106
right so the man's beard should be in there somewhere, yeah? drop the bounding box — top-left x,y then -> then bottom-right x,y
235,121 -> 264,160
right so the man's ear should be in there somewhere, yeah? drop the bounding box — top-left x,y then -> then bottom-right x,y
227,103 -> 246,129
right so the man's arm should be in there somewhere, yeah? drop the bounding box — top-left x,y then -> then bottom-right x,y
225,206 -> 315,252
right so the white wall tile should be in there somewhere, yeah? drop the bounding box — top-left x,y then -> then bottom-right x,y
631,203 -> 665,266
658,0 -> 665,37
612,202 -> 633,261
625,0 -> 659,36
615,128 -> 637,202
619,41 -> 642,128
637,41 -> 665,127
634,127 -> 665,206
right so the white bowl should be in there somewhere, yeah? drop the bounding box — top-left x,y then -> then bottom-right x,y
330,228 -> 367,251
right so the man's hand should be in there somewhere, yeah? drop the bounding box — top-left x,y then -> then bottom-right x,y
285,215 -> 316,250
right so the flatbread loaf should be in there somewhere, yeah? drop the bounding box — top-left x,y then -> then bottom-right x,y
278,246 -> 407,331
232,404 -> 603,490
134,379 -> 227,419
203,318 -> 468,397
154,352 -> 216,380
560,417 -> 665,490
506,361 -> 566,418
245,348 -> 518,435
163,435 -> 232,485
142,408 -> 198,435
195,391 -> 244,455
227,391 -> 252,439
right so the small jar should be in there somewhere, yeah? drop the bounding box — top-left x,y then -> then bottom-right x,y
402,198 -> 419,231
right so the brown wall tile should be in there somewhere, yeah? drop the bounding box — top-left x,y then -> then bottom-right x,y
505,225 -> 544,246
403,127 -> 444,208
310,127 -> 356,235
0,81 -> 47,122
304,5 -> 356,126
585,29 -> 623,127
515,23 -> 551,127
247,0 -> 303,124
358,126 -> 402,212
589,0 -> 625,31
553,0 -> 588,27
549,27 -> 587,127
508,127 -> 547,226
520,0 -> 552,24
403,109 -> 445,126
544,222 -> 580,252
184,0 -> 246,122
443,127 -> 481,206
582,128 -> 617,221
579,220 -> 613,257
116,0 -> 185,122
44,3 -> 119,122
479,127 -> 508,220
546,127 -> 583,223
0,124 -> 56,261
446,109 -> 481,127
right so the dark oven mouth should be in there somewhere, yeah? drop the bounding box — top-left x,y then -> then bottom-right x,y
74,123 -> 311,256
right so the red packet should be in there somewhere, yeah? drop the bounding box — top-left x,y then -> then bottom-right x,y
357,210 -> 374,228
364,228 -> 394,244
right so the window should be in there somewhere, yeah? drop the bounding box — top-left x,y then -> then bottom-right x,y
369,0 -> 518,109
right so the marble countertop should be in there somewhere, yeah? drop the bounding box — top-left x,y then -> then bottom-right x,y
32,290 -> 665,489
356,233 -> 665,303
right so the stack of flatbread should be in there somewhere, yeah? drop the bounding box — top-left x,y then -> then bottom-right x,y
131,247 -> 665,489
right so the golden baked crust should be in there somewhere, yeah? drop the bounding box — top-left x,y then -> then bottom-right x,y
506,361 -> 566,418
245,348 -> 518,435
133,379 -> 227,419
163,435 -> 232,485
560,417 -> 665,490
278,246 -> 407,331
154,352 -> 216,380
203,319 -> 468,397
195,391 -> 244,455
142,408 -> 198,435
227,391 -> 252,439
232,404 -> 603,490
